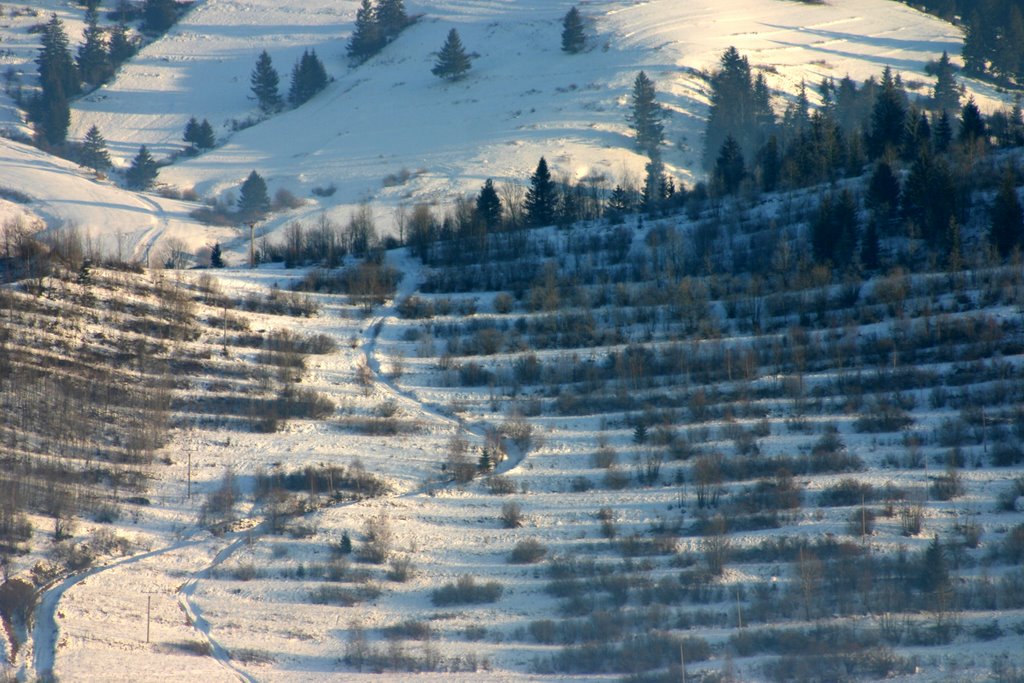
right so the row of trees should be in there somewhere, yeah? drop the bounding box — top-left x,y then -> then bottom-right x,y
347,0 -> 411,62
250,49 -> 329,113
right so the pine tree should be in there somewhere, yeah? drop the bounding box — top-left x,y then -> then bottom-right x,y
196,119 -> 215,149
626,71 -> 664,155
867,160 -> 900,216
714,135 -> 745,195
642,155 -> 666,212
704,46 -> 756,170
933,109 -> 953,153
250,50 -> 282,113
143,0 -> 177,33
339,531 -> 353,554
183,116 -> 201,149
868,66 -> 906,159
931,51 -> 961,112
958,96 -> 986,145
37,14 -> 80,98
990,166 -> 1023,257
431,28 -> 471,81
108,21 -> 136,66
478,448 -> 493,473
34,84 -> 70,147
77,7 -> 111,86
861,218 -> 881,270
475,179 -> 502,231
347,0 -> 383,61
289,50 -> 328,106
210,242 -> 225,268
920,535 -> 950,594
80,125 -> 111,173
238,170 -> 270,220
376,0 -> 409,40
754,135 -> 780,193
961,12 -> 988,76
607,184 -> 630,223
126,145 -> 158,189
524,157 -> 557,227
812,190 -> 858,266
561,6 -> 586,54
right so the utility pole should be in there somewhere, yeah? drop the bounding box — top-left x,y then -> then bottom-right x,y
187,451 -> 192,500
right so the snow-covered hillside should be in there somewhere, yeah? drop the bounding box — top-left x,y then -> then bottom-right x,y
0,0 -> 1002,260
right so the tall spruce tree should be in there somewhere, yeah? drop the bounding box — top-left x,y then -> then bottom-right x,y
958,96 -> 986,145
376,0 -> 409,40
77,7 -> 111,86
475,179 -> 502,231
931,51 -> 961,112
524,157 -> 557,227
431,28 -> 471,81
348,0 -> 383,61
561,6 -> 586,54
196,119 -> 215,149
37,14 -> 80,98
714,135 -> 745,195
250,50 -> 282,113
626,71 -> 664,155
704,46 -> 756,170
108,21 -> 136,66
238,170 -> 270,220
37,85 -> 70,147
990,166 -> 1023,257
143,0 -> 177,33
289,50 -> 328,106
126,145 -> 158,189
868,67 -> 906,159
80,125 -> 111,173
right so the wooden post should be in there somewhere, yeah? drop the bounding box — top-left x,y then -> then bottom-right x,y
248,222 -> 256,269
146,595 -> 151,643
187,451 -> 192,500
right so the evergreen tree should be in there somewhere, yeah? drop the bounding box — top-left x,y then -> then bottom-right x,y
77,7 -> 111,86
607,184 -> 630,223
781,80 -> 811,144
196,119 -> 215,149
961,12 -> 988,76
108,21 -> 136,66
933,109 -> 953,153
920,535 -> 950,595
867,159 -> 900,216
250,50 -> 282,113
347,0 -> 383,61
902,108 -> 932,161
126,145 -> 158,189
524,157 -> 557,227
478,448 -> 493,473
812,190 -> 858,267
561,6 -> 586,54
752,72 -> 776,135
990,166 -> 1023,257
754,135 -> 780,193
339,531 -> 353,554
475,178 -> 502,231
704,46 -> 756,170
143,0 -> 178,33
903,151 -> 956,246
714,135 -> 745,195
289,50 -> 328,106
183,116 -> 201,149
376,0 -> 409,40
861,217 -> 881,270
238,170 -> 270,220
37,14 -> 80,98
868,66 -> 906,159
431,28 -> 471,81
931,51 -> 961,112
626,71 -> 664,155
34,84 -> 70,146
80,124 -> 111,173
210,242 -> 225,268
958,96 -> 986,145
642,155 -> 667,212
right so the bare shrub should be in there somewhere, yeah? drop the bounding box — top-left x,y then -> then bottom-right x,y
431,575 -> 502,606
493,292 -> 514,314
485,475 -> 517,495
509,538 -> 547,564
309,584 -> 381,606
386,556 -> 415,582
500,501 -> 523,528
358,513 -> 394,564
593,444 -> 617,468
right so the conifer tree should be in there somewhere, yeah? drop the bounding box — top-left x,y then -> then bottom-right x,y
183,116 -> 201,149
958,96 -> 986,145
35,84 -> 70,147
704,46 -> 756,170
250,50 -> 282,113
561,6 -> 585,54
961,12 -> 988,76
431,28 -> 471,81
376,0 -> 409,40
108,21 -> 136,66
626,71 -> 664,155
210,242 -> 225,268
196,119 -> 215,149
126,145 -> 158,189
77,7 -> 111,86
524,157 -> 557,227
931,51 -> 961,112
348,0 -> 383,61
868,66 -> 906,159
607,185 -> 630,223
80,125 -> 111,173
990,166 -> 1023,257
714,135 -> 745,195
475,179 -> 502,231
37,13 -> 80,98
143,0 -> 177,33
812,190 -> 858,267
754,135 -> 780,193
867,159 -> 900,216
861,218 -> 881,270
933,109 -> 953,153
238,170 -> 270,220
289,50 -> 328,106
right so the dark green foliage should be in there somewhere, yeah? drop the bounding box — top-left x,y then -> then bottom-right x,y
931,51 -> 961,112
902,151 -> 956,247
475,179 -> 502,230
755,135 -> 780,192
431,28 -> 471,81
714,135 -> 745,195
80,125 -> 111,173
35,85 -> 70,146
812,190 -> 858,267
347,0 -> 383,61
288,50 -> 328,106
561,6 -> 585,54
868,67 -> 906,159
126,145 -> 158,189
626,71 -> 664,155
108,22 -> 136,66
932,109 -> 953,152
210,242 -> 224,268
143,0 -> 178,33
704,46 -> 759,170
524,157 -> 557,227
238,170 -> 270,221
375,0 -> 409,40
37,14 -> 79,98
990,167 -> 1024,257
919,535 -> 950,594
867,160 -> 900,216
250,50 -> 282,113
958,97 -> 986,145
76,7 -> 110,86
184,117 -> 215,150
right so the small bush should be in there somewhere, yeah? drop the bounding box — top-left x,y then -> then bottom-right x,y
431,575 -> 503,606
485,475 -> 517,495
510,538 -> 547,564
309,584 -> 381,606
500,501 -> 524,528
383,620 -> 433,640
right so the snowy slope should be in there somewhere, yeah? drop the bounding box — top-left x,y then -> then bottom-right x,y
0,0 -> 1001,260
